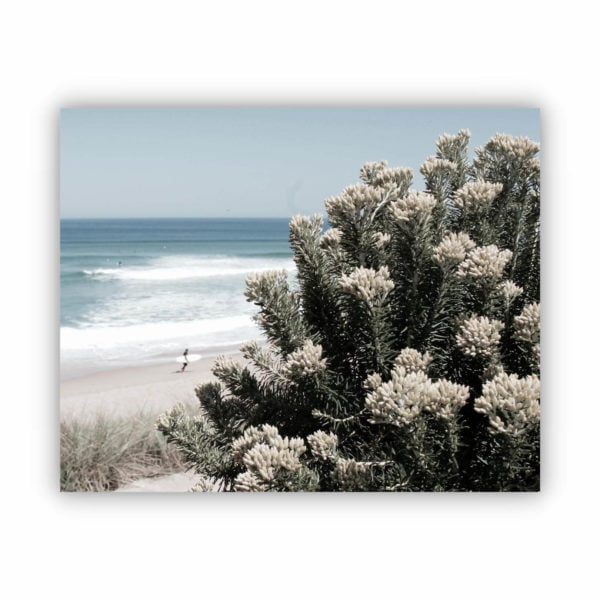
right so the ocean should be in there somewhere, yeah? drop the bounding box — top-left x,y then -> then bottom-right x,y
60,218 -> 294,378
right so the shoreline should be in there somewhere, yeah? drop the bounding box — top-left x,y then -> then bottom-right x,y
61,352 -> 241,422
60,343 -> 245,381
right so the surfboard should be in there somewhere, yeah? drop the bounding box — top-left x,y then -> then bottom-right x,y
175,353 -> 202,363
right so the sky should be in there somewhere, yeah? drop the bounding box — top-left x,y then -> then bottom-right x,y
60,108 -> 540,219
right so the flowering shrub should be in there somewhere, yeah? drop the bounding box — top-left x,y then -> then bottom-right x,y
157,130 -> 540,491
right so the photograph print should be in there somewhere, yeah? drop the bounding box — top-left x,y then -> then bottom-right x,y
60,108 -> 540,492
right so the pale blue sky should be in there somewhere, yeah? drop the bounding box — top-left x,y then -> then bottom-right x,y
60,108 -> 540,218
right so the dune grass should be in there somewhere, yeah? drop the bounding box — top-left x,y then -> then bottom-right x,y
60,411 -> 190,492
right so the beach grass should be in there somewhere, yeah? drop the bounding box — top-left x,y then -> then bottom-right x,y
60,411 -> 189,492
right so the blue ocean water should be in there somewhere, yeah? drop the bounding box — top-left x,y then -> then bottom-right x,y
60,218 -> 294,377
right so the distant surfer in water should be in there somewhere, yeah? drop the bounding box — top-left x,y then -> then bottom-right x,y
180,348 -> 189,372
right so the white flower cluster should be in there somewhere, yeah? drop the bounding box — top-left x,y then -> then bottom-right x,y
456,316 -> 503,358
307,430 -> 339,461
231,424 -> 307,491
372,167 -> 413,199
289,214 -> 311,231
212,354 -> 242,379
332,458 -> 371,490
454,180 -> 503,210
339,266 -> 394,303
457,245 -> 513,280
389,190 -> 437,224
436,129 -> 471,158
191,478 -> 216,492
155,413 -> 170,431
514,302 -> 540,345
155,401 -> 186,431
240,339 -> 260,356
325,184 -> 381,223
373,231 -> 391,249
483,134 -> 541,161
290,214 -> 324,240
231,424 -> 304,461
320,227 -> 342,249
432,232 -> 476,268
420,156 -> 458,178
366,368 -> 430,425
474,372 -> 540,435
242,443 -> 303,480
363,371 -> 383,390
234,471 -> 267,492
430,380 -> 472,420
365,363 -> 469,427
245,269 -> 287,302
498,280 -> 523,303
394,348 -> 432,374
282,339 -> 327,378
359,160 -> 388,184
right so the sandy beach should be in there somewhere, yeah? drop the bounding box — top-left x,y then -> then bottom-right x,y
60,353 -> 241,422
60,353 -> 242,491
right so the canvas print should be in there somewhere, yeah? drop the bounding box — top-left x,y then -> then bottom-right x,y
60,108 -> 540,492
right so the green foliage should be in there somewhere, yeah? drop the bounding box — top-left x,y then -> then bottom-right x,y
158,130 -> 541,492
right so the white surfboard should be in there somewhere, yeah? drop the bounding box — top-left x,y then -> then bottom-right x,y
175,353 -> 202,363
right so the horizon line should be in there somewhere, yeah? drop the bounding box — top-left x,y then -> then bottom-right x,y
60,215 -> 301,220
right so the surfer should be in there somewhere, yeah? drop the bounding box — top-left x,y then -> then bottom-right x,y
180,348 -> 189,372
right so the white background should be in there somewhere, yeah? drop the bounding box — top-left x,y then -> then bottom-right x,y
3,1 -> 598,598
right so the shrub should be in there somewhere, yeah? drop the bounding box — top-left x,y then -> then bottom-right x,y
158,130 -> 540,491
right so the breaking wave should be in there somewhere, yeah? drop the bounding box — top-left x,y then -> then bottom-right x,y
82,255 -> 295,281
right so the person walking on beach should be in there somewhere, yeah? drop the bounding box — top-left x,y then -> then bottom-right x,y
180,348 -> 189,372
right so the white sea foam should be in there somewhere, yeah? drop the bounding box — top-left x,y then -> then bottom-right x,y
82,255 -> 296,281
60,314 -> 262,377
63,254 -> 296,377
62,315 -> 257,351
